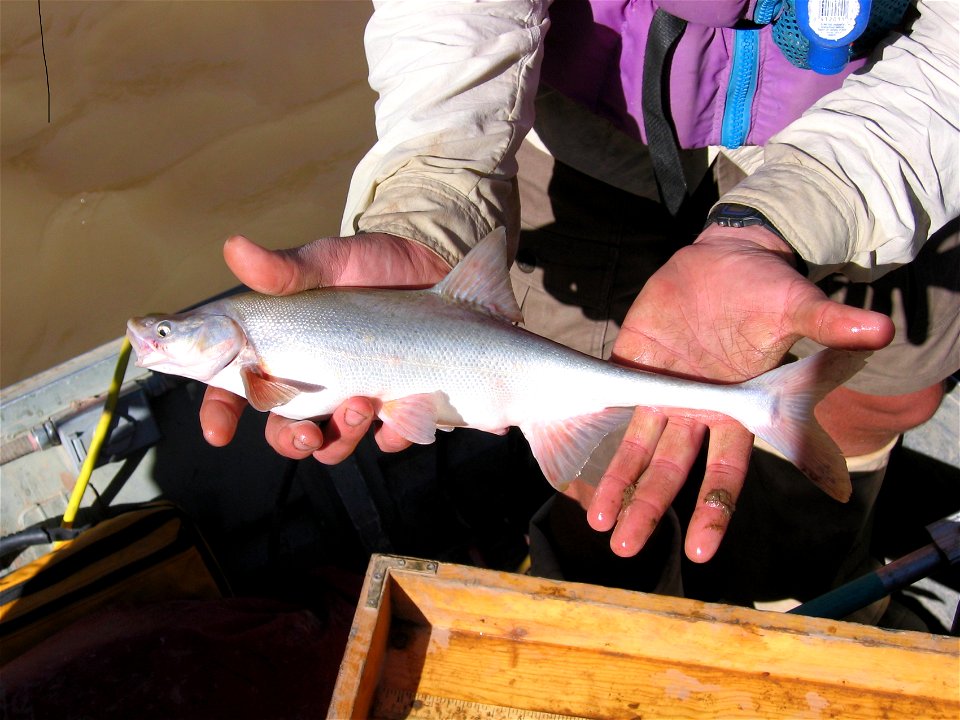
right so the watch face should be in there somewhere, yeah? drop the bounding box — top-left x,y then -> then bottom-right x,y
709,207 -> 749,227
716,204 -> 756,219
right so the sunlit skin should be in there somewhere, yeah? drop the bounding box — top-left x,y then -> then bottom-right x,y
199,225 -> 910,564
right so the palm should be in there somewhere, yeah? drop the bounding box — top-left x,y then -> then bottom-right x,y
613,240 -> 815,382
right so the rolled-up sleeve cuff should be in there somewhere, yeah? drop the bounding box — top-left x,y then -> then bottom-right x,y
349,174 -> 517,268
720,163 -> 860,282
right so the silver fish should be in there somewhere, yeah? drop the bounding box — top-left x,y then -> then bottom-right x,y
127,228 -> 865,500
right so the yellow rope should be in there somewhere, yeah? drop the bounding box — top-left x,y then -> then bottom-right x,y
60,338 -> 132,533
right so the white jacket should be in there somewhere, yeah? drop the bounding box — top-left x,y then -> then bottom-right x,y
341,0 -> 959,282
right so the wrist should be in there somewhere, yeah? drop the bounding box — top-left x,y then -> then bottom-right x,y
699,204 -> 807,274
695,223 -> 806,270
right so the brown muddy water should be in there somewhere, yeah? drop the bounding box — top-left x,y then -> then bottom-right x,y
1,1 -> 377,388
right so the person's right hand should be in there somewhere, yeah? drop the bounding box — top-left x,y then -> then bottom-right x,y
198,232 -> 450,462
584,224 -> 895,563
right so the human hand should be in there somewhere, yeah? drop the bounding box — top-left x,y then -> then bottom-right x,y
199,232 -> 450,462
585,224 -> 895,562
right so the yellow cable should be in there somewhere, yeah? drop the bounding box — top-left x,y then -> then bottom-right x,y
60,338 -> 132,534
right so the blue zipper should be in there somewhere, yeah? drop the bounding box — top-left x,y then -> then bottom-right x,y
720,29 -> 760,149
753,0 -> 783,25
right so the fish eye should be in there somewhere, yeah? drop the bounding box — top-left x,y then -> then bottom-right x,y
156,321 -> 172,338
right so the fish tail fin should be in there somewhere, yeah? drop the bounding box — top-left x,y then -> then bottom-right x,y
741,349 -> 869,503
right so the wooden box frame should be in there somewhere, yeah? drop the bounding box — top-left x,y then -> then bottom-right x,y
329,554 -> 959,719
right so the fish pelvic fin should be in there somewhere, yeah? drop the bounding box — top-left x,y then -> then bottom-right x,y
741,349 -> 870,503
431,227 -> 523,324
241,365 -> 324,412
379,392 -> 447,445
521,408 -> 636,492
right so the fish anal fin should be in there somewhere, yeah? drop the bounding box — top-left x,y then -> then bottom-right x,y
431,227 -> 523,323
241,365 -> 324,412
379,392 -> 446,445
521,408 -> 635,492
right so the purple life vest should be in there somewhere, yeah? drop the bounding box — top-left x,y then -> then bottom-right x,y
540,0 -> 904,148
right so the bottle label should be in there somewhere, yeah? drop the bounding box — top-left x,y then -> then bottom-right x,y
808,0 -> 861,40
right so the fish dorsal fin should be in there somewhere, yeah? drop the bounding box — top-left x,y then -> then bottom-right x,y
431,227 -> 523,323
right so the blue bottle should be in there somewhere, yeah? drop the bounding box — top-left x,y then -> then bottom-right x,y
794,0 -> 874,74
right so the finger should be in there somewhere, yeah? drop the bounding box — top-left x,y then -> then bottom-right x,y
610,417 -> 707,557
791,294 -> 894,351
683,421 -> 754,563
373,423 -> 416,454
223,235 -> 344,296
265,413 -> 327,460
199,386 -> 246,447
588,410 -> 667,532
311,397 -> 377,464
563,479 -> 600,511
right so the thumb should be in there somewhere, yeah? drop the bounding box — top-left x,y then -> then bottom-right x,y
222,235 -> 343,295
791,294 -> 895,351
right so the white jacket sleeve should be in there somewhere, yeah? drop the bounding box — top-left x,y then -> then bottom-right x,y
340,0 -> 550,267
722,0 -> 959,282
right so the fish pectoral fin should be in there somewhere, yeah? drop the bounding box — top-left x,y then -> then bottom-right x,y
379,392 -> 444,445
241,365 -> 324,412
521,408 -> 635,492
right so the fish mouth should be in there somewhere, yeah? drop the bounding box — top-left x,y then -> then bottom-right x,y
125,321 -> 163,368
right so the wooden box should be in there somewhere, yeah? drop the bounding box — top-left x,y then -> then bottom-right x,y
329,554 -> 959,719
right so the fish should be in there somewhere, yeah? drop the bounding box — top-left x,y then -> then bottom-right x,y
126,228 -> 866,501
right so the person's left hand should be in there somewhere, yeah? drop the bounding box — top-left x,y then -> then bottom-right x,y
582,224 -> 894,563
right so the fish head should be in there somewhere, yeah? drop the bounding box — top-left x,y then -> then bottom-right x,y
126,311 -> 245,381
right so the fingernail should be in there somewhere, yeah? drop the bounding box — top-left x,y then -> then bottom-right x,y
344,407 -> 369,427
293,433 -> 318,452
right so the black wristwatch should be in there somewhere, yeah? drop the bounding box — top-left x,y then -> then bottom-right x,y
704,203 -> 786,241
704,203 -> 807,274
